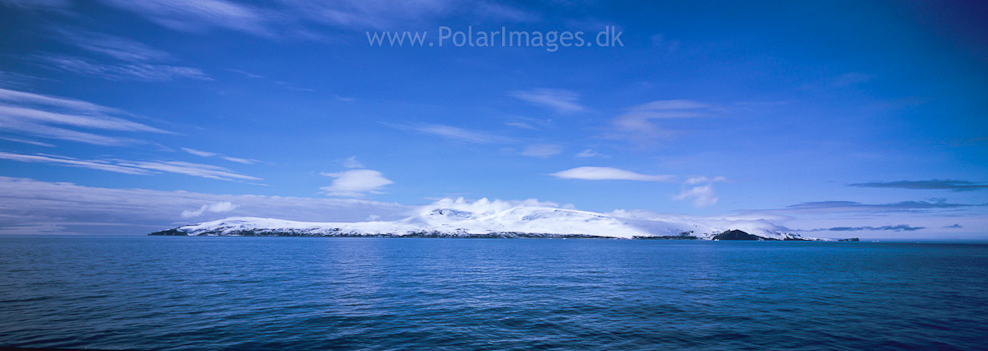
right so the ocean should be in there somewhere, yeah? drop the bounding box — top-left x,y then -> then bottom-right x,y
1,236 -> 986,350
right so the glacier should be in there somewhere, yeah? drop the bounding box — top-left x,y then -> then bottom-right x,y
151,198 -> 824,240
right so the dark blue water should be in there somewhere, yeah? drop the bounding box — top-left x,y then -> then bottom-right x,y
1,237 -> 986,350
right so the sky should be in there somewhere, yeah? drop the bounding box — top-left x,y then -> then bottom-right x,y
0,0 -> 985,240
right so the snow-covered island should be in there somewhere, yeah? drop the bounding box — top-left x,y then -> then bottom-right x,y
151,198 -> 847,241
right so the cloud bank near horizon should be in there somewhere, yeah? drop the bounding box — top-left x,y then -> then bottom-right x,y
849,179 -> 988,192
0,176 -> 410,235
1,176 -> 983,239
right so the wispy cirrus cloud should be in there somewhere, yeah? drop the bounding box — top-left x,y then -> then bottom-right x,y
285,0 -> 538,30
182,147 -> 260,165
387,123 -> 507,144
849,179 -> 988,192
0,120 -> 140,146
52,28 -> 172,62
521,144 -> 562,158
608,99 -> 716,146
575,149 -> 606,158
35,28 -> 209,82
116,160 -> 261,181
0,151 -> 152,175
0,105 -> 165,133
0,136 -> 56,147
0,0 -> 70,12
98,0 -> 273,36
0,87 -> 133,116
505,122 -> 537,130
0,151 -> 260,181
510,88 -> 585,114
0,87 -> 166,145
685,176 -> 729,184
97,0 -> 536,39
38,56 -> 211,82
281,0 -> 452,30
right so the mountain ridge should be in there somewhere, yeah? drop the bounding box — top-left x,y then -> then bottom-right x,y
149,198 -> 831,241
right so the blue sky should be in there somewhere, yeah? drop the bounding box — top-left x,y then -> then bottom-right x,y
0,0 -> 985,239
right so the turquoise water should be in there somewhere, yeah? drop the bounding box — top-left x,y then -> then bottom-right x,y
1,236 -> 986,350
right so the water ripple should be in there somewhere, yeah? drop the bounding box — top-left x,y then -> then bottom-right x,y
0,237 -> 986,350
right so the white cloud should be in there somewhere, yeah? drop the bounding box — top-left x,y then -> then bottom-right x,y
0,105 -> 165,133
0,87 -> 166,145
181,201 -> 239,218
631,100 -> 710,111
521,144 -> 562,158
673,184 -> 718,207
550,167 -> 675,182
321,169 -> 393,197
282,0 -> 452,30
220,156 -> 258,165
181,147 -> 217,157
284,0 -> 537,32
389,123 -> 505,144
575,149 -> 605,158
0,87 -> 129,114
609,99 -> 715,146
39,56 -> 211,82
505,122 -> 536,130
0,136 -> 56,147
505,117 -> 552,130
0,176 -> 410,235
0,151 -> 152,175
53,28 -> 172,62
510,88 -> 584,114
98,0 -> 534,38
0,120 -> 139,145
415,124 -> 496,143
182,147 -> 260,165
343,156 -> 363,168
685,176 -> 729,184
549,166 -> 726,205
420,197 -> 561,217
116,160 -> 261,181
0,0 -> 70,11
0,151 -> 260,181
31,29 -> 210,83
1,176 -> 984,239
99,0 -> 272,36
0,120 -> 139,146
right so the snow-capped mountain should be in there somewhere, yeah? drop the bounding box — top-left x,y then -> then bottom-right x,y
151,197 -> 819,240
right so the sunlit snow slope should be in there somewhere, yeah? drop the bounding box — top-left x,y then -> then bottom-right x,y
154,198 -> 815,240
